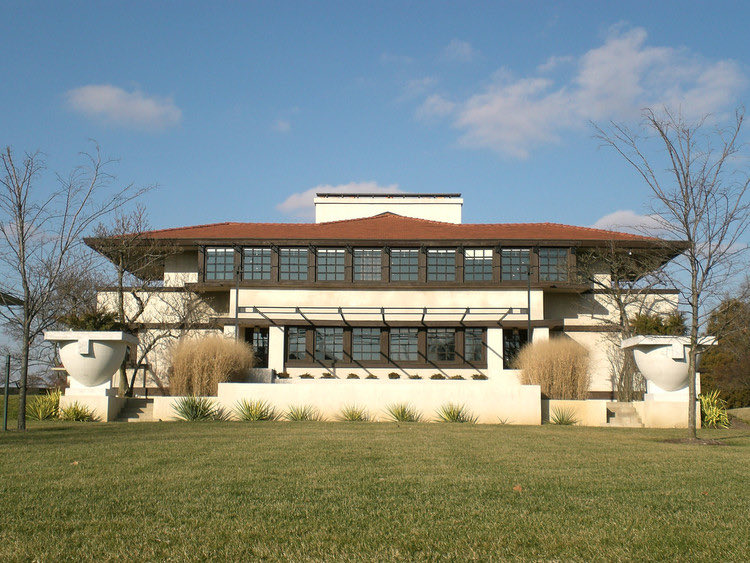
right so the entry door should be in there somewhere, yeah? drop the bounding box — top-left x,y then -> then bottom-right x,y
245,327 -> 269,368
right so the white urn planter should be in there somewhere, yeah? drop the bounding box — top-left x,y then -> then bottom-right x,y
45,331 -> 138,388
621,335 -> 716,395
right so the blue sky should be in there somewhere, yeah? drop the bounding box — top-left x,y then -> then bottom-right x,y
2,1 -> 749,230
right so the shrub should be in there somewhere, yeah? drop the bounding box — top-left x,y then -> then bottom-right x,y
550,406 -> 578,425
59,401 -> 97,422
285,404 -> 321,421
172,396 -> 227,421
384,403 -> 422,423
347,373 -> 360,379
449,375 -> 464,380
235,399 -> 279,421
472,373 -> 488,380
631,312 -> 687,336
430,373 -> 446,380
320,373 -> 336,379
699,390 -> 730,428
435,403 -> 477,423
388,372 -> 400,379
299,373 -> 314,379
169,335 -> 254,396
276,372 -> 290,379
26,390 -> 61,420
408,374 -> 422,380
515,338 -> 590,400
338,404 -> 370,422
365,374 -> 378,380
58,308 -> 121,331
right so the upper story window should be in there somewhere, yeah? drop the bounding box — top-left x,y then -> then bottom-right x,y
279,248 -> 308,281
539,248 -> 569,282
317,248 -> 345,281
464,249 -> 493,281
205,247 -> 234,281
287,327 -> 307,360
426,249 -> 456,282
390,328 -> 418,361
353,249 -> 382,281
243,247 -> 271,280
501,248 -> 530,281
464,328 -> 484,362
314,327 -> 344,361
427,328 -> 456,361
390,249 -> 419,281
352,328 -> 381,361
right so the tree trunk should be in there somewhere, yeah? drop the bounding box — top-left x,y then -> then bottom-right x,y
17,326 -> 30,431
688,300 -> 700,439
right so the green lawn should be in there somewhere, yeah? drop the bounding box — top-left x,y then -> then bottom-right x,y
1,422 -> 748,561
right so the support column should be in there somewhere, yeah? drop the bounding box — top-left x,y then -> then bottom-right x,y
223,325 -> 238,339
486,327 -> 504,375
268,326 -> 286,373
532,327 -> 549,342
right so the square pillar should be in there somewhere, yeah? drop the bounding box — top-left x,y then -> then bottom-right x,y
268,326 -> 286,373
532,327 -> 549,342
487,327 -> 504,374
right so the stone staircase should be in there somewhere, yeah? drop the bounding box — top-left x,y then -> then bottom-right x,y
606,402 -> 644,427
117,398 -> 154,422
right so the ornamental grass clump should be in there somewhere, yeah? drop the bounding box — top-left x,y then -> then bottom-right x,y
384,403 -> 422,423
515,338 -> 590,400
550,406 -> 578,425
173,396 -> 228,421
337,404 -> 370,422
699,390 -> 730,428
26,390 -> 61,420
59,401 -> 97,422
435,402 -> 478,423
285,404 -> 321,421
169,335 -> 254,396
234,399 -> 279,421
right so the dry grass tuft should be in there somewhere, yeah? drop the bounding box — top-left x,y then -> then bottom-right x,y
515,338 -> 590,400
169,335 -> 254,396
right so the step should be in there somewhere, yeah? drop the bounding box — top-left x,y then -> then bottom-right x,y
605,402 -> 644,428
116,399 -> 155,422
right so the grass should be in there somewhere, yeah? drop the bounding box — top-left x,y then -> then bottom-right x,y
0,422 -> 748,560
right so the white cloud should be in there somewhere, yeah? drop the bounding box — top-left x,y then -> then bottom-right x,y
65,84 -> 182,130
416,94 -> 456,120
423,27 -> 746,158
277,182 -> 403,219
273,119 -> 291,133
442,39 -> 479,63
591,209 -> 662,234
401,76 -> 438,100
537,55 -> 574,73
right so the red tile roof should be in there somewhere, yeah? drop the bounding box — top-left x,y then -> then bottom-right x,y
137,212 -> 658,243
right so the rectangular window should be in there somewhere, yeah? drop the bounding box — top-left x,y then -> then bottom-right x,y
390,249 -> 419,281
242,247 -> 271,280
427,328 -> 456,361
287,327 -> 307,361
426,249 -> 456,281
464,249 -> 493,281
503,328 -> 528,366
353,249 -> 382,281
314,327 -> 344,361
389,328 -> 418,361
464,328 -> 484,362
245,327 -> 269,367
317,248 -> 345,281
205,247 -> 234,281
539,248 -> 569,282
501,249 -> 530,281
279,248 -> 308,281
352,328 -> 381,361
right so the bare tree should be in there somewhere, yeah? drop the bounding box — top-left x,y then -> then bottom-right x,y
596,107 -> 750,438
577,241 -> 678,401
0,145 -> 145,430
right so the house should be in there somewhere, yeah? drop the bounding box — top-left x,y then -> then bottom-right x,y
83,193 -> 691,426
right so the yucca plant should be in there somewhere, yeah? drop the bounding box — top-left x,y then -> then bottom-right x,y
172,396 -> 226,421
234,399 -> 279,421
285,404 -> 321,421
59,401 -> 97,422
700,390 -> 730,429
435,402 -> 477,423
337,404 -> 370,422
550,406 -> 578,425
384,403 -> 422,423
26,390 -> 61,420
